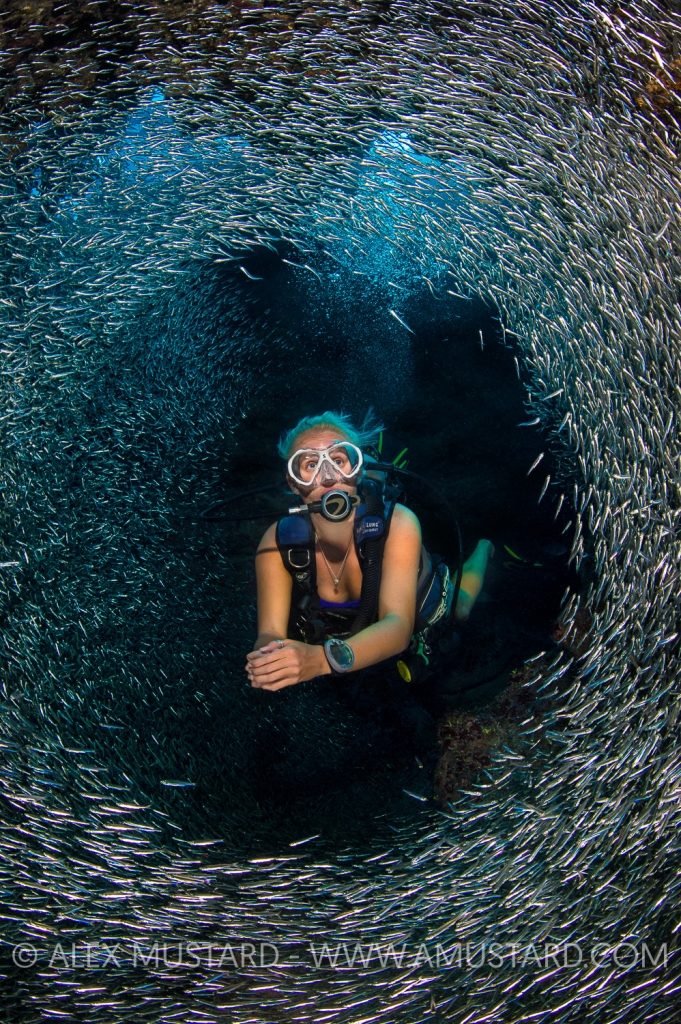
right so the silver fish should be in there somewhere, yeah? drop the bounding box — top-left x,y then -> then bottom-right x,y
0,5 -> 680,1023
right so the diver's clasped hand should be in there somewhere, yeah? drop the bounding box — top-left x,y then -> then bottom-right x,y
246,639 -> 331,691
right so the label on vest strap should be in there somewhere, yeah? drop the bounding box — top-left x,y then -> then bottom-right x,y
355,516 -> 384,542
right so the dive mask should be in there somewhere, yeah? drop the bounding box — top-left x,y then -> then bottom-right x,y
287,441 -> 363,489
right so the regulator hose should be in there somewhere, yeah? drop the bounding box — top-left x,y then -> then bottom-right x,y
197,482 -> 284,521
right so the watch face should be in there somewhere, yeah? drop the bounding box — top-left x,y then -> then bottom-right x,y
329,640 -> 354,669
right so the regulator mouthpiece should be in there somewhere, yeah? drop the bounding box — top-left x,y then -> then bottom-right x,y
289,490 -> 359,522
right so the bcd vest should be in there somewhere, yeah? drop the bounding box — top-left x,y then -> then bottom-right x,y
275,491 -> 395,643
275,482 -> 453,644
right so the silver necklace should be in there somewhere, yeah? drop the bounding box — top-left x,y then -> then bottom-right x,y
315,529 -> 353,591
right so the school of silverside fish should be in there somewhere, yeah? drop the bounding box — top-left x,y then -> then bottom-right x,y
1,0 -> 681,1021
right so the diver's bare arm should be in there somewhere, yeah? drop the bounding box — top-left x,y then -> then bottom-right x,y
342,505 -> 421,671
246,526 -> 329,686
246,507 -> 420,688
247,522 -> 330,687
252,632 -> 283,651
250,523 -> 292,651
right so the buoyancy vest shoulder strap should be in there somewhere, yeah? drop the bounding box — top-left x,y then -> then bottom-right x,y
275,514 -> 327,641
276,513 -> 315,576
349,479 -> 396,636
352,480 -> 400,559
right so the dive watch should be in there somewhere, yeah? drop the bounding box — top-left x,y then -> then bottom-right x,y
323,639 -> 355,675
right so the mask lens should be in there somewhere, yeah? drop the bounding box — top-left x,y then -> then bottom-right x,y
329,444 -> 360,475
292,451 -> 321,484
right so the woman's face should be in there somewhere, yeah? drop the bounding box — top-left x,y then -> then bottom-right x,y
286,430 -> 360,503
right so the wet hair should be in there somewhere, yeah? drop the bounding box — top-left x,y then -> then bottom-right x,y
278,409 -> 384,460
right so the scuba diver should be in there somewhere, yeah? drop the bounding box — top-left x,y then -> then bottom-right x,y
245,412 -> 494,693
